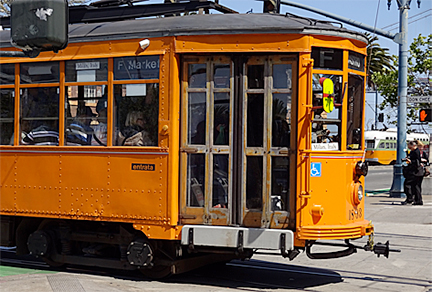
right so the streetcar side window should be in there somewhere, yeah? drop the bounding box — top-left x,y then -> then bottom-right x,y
346,74 -> 364,150
0,63 -> 15,145
65,85 -> 104,146
65,59 -> 108,146
0,88 -> 15,145
114,83 -> 159,146
20,87 -> 59,146
20,62 -> 60,146
113,56 -> 160,147
378,142 -> 385,149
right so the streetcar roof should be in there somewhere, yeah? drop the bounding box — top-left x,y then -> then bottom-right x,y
0,13 -> 368,48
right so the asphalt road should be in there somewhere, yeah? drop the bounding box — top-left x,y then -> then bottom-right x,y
366,165 -> 432,196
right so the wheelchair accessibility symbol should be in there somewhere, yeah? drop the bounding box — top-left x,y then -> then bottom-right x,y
310,162 -> 322,177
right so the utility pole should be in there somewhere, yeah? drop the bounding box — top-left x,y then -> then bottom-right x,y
389,0 -> 421,198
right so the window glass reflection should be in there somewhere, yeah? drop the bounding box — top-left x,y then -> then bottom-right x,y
214,64 -> 230,88
187,153 -> 205,207
65,85 -> 105,146
188,92 -> 206,145
247,65 -> 264,89
0,89 -> 15,145
347,74 -> 364,150
272,93 -> 291,148
114,83 -> 159,146
214,92 -> 230,146
273,64 -> 292,89
213,154 -> 229,208
247,94 -> 264,147
20,87 -> 59,145
311,74 -> 342,148
271,157 -> 289,211
188,64 -> 206,88
0,64 -> 15,84
65,59 -> 108,82
20,62 -> 59,84
246,156 -> 263,210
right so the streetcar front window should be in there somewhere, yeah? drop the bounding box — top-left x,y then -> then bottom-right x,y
366,140 -> 375,149
311,74 -> 342,149
346,74 -> 364,150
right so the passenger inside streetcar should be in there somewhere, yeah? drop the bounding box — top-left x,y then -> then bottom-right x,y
117,111 -> 154,146
66,106 -> 95,146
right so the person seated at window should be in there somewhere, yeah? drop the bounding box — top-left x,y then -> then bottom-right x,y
22,120 -> 59,146
66,106 -> 95,146
92,99 -> 108,146
117,111 -> 154,146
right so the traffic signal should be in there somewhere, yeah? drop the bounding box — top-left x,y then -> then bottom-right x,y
419,109 -> 432,122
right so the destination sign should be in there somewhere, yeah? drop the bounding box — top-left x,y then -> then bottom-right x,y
76,62 -> 100,70
407,96 -> 432,103
114,55 -> 160,80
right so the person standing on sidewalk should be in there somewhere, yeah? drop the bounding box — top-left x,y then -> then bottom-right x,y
416,140 -> 430,198
402,141 -> 424,205
417,140 -> 430,176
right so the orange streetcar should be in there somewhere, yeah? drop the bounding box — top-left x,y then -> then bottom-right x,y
0,1 -> 395,278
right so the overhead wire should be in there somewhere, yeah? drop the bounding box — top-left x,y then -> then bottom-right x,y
381,8 -> 432,30
388,14 -> 432,31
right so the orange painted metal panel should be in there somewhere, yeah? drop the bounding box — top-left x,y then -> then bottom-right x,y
175,34 -> 310,53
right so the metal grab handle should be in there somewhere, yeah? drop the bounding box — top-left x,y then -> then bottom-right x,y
181,147 -> 198,153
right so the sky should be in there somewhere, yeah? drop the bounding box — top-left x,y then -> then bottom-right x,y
146,0 -> 432,134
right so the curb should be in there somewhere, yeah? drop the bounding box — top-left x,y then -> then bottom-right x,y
365,188 -> 390,196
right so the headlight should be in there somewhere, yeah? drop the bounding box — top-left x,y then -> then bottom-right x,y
355,161 -> 368,177
357,184 -> 363,202
353,183 -> 363,205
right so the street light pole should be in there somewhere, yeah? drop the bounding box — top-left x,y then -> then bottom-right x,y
389,0 -> 411,198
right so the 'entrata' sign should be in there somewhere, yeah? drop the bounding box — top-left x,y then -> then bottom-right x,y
131,163 -> 155,171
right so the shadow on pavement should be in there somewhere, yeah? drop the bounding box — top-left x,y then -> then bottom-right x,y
167,259 -> 343,290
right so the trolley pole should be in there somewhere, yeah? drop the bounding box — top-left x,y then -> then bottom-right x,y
389,0 -> 410,198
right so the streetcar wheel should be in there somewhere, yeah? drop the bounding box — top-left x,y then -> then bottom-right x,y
140,264 -> 173,279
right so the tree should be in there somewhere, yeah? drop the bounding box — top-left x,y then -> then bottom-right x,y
365,32 -> 395,90
0,0 -> 91,16
372,34 -> 432,128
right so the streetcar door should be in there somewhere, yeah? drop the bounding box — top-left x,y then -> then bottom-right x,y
180,55 -> 296,228
180,56 -> 233,225
240,56 -> 296,228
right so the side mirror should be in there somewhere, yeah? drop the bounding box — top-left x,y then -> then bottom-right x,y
11,0 -> 68,54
